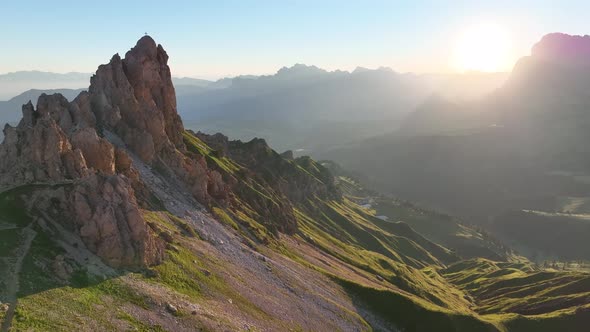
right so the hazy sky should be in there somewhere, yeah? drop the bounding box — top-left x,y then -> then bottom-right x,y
2,0 -> 589,79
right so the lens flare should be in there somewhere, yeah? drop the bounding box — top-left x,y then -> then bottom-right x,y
453,23 -> 512,72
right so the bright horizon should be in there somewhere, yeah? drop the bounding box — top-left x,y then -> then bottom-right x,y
2,0 -> 590,80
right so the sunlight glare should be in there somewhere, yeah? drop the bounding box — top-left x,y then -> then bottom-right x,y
453,23 -> 512,72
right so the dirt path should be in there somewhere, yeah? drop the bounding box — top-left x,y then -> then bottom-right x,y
1,224 -> 36,332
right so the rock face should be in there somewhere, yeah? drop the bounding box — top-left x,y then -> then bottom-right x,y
531,33 -> 590,66
71,127 -> 115,174
69,174 -> 164,268
0,98 -> 90,186
506,33 -> 590,102
88,36 -> 215,204
122,37 -> 185,150
0,36 -> 234,268
88,36 -> 183,158
0,87 -> 164,269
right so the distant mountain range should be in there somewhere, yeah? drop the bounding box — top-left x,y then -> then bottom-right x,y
176,65 -> 507,152
0,71 -> 90,100
1,67 -> 507,153
0,73 -> 238,132
178,65 -> 427,152
0,71 -> 226,100
318,33 -> 590,261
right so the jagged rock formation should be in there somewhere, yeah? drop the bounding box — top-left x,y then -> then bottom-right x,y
69,174 -> 164,268
89,37 -> 181,162
0,97 -> 90,185
0,80 -> 165,269
0,35 -> 340,268
0,35 -> 342,268
88,36 -> 219,204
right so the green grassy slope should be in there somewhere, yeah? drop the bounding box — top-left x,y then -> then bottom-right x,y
181,132 -> 590,331
1,134 -> 589,332
442,258 -> 590,331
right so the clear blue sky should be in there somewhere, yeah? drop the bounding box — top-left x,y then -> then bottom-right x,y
2,0 -> 589,79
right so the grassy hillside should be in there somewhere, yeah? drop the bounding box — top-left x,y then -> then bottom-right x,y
491,209 -> 590,261
1,135 -> 589,332
442,259 -> 590,331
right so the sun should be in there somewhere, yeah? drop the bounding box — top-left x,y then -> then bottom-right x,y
452,23 -> 512,72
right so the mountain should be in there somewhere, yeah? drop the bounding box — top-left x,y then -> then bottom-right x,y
318,33 -> 590,262
0,36 -> 588,332
175,65 -> 506,153
0,72 -> 231,103
176,65 -> 418,152
171,77 -> 214,87
2,69 -> 506,155
531,33 -> 590,66
418,72 -> 508,101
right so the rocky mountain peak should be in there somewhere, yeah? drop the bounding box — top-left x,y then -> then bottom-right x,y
0,36 -> 199,269
127,35 -> 160,59
505,33 -> 590,95
0,35 -> 342,270
531,33 -> 590,66
89,35 -> 184,163
0,88 -> 165,268
276,64 -> 327,78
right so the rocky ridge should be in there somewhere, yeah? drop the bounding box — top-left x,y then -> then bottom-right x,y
0,36 -> 339,268
0,36 -> 203,268
194,131 -> 340,234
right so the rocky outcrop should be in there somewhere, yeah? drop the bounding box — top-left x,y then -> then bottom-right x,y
122,36 -> 185,149
0,100 -> 89,186
69,174 -> 164,268
27,173 -> 165,269
71,127 -> 115,174
194,131 -> 229,157
280,150 -> 294,160
0,36 -> 230,268
88,36 -> 215,204
88,35 -> 183,159
217,135 -> 339,203
90,52 -> 157,162
207,170 -> 227,200
0,90 -> 163,268
532,33 -> 590,66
